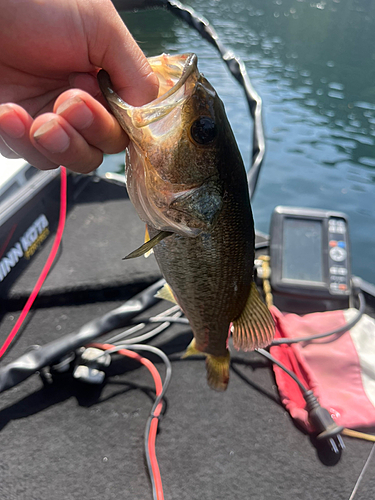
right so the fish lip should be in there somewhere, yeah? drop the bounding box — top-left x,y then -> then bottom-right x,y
147,53 -> 197,107
132,53 -> 198,129
98,53 -> 198,132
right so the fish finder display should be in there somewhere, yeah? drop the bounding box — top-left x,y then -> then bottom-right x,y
282,218 -> 323,283
270,206 -> 351,308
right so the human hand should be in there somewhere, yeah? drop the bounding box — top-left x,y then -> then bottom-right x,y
0,0 -> 159,173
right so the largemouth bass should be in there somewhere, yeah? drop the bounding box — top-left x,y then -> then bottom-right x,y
98,53 -> 274,391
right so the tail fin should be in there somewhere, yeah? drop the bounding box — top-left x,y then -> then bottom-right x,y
183,339 -> 230,391
206,353 -> 230,392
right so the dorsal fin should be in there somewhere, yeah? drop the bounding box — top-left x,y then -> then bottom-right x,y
231,281 -> 275,351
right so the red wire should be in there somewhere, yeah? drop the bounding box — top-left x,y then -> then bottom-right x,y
91,342 -> 165,500
1,171 -> 164,495
0,166 -> 67,359
0,171 -> 165,498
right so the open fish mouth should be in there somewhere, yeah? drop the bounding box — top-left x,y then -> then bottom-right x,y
98,53 -> 199,142
98,52 -> 220,238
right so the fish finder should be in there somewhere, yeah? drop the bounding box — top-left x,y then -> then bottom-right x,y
269,206 -> 351,312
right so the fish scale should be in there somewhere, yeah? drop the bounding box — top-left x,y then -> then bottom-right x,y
149,160 -> 254,357
150,190 -> 253,357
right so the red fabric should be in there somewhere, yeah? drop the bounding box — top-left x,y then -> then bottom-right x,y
270,306 -> 375,432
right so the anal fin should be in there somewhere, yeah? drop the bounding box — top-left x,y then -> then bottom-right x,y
231,281 -> 275,351
181,338 -> 205,359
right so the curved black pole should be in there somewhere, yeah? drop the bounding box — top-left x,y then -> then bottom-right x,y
112,0 -> 265,197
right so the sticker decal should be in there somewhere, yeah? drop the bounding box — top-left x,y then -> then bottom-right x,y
0,214 -> 50,282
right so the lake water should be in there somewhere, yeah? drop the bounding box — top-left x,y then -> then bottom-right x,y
101,0 -> 375,284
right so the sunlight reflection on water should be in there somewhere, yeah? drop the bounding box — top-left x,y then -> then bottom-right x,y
100,0 -> 375,283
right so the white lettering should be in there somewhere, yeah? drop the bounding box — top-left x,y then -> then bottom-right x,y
37,214 -> 48,231
0,261 -> 6,282
21,214 -> 49,250
10,242 -> 23,262
0,259 -> 10,282
26,226 -> 38,245
0,214 -> 49,283
20,235 -> 30,252
1,256 -> 12,274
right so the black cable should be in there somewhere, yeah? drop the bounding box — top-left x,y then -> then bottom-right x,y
0,279 -> 166,393
256,348 -> 308,393
164,0 -> 264,196
352,275 -> 375,298
252,237 -> 366,344
104,344 -> 172,500
126,290 -> 366,344
271,290 -> 366,346
136,343 -> 172,470
256,347 -> 345,453
98,343 -> 172,416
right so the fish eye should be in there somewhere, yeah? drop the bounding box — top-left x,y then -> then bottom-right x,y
190,116 -> 217,145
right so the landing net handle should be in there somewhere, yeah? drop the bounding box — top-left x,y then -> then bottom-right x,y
112,0 -> 265,197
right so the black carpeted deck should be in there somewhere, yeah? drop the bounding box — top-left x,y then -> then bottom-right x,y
0,176 -> 373,500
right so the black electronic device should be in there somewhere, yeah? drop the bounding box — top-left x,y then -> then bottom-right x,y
269,206 -> 351,312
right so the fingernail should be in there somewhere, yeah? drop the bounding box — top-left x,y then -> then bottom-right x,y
56,96 -> 94,130
33,120 -> 70,153
0,105 -> 26,138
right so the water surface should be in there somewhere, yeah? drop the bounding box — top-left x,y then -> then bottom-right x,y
101,0 -> 375,283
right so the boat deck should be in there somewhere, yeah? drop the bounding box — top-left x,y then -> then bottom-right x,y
0,175 -> 374,500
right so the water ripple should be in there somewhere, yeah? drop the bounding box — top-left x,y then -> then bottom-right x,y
116,0 -> 375,284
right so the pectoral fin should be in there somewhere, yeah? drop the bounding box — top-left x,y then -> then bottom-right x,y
167,180 -> 223,231
143,226 -> 153,258
231,281 -> 275,351
123,230 -> 173,259
181,338 -> 205,359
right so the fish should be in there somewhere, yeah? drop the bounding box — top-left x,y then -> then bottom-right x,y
98,53 -> 274,391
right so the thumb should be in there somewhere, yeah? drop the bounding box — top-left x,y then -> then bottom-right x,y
86,0 -> 159,106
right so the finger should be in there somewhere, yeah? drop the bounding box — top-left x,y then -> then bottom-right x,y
86,0 -> 159,106
30,113 -> 104,173
0,103 -> 107,173
68,72 -> 103,100
0,135 -> 22,159
0,103 -> 58,170
53,89 -> 129,154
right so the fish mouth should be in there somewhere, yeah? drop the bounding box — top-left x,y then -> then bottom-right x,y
98,53 -> 214,238
98,53 -> 199,141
